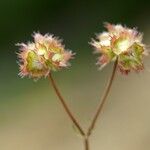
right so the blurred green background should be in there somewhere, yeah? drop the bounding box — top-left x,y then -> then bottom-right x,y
0,0 -> 150,150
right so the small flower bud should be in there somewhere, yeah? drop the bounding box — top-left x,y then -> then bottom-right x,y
91,23 -> 148,74
17,33 -> 74,79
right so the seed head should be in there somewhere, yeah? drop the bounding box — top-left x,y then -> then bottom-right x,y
91,23 -> 148,74
17,33 -> 74,79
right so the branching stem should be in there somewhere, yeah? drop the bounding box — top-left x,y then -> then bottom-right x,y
48,58 -> 118,150
87,59 -> 118,136
48,73 -> 85,136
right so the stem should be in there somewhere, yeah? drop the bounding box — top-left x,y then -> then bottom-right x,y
84,137 -> 89,150
87,59 -> 118,136
48,73 -> 85,136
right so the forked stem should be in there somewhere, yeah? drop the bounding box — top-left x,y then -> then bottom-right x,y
48,73 -> 85,136
87,59 -> 118,136
48,58 -> 118,150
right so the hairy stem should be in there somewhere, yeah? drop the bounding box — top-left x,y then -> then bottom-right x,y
87,59 -> 118,136
48,73 -> 85,136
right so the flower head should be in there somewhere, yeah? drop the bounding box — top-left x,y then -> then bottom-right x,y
17,33 -> 74,78
91,23 -> 148,74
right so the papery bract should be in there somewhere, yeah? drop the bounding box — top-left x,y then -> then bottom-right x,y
17,33 -> 74,79
91,23 -> 148,74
